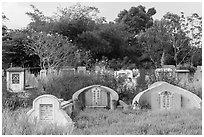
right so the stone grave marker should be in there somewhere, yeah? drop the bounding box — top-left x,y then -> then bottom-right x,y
194,66 -> 202,82
40,69 -> 47,79
27,94 -> 73,126
175,70 -> 190,85
132,81 -> 201,111
59,67 -> 75,75
6,67 -> 25,92
25,70 -> 38,89
77,66 -> 86,74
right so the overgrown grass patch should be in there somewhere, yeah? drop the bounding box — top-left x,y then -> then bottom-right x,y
2,108 -> 73,135
2,104 -> 202,135
72,108 -> 202,135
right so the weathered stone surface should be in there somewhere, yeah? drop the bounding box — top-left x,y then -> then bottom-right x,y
72,85 -> 119,110
6,67 -> 25,92
27,94 -> 73,126
132,82 -> 201,111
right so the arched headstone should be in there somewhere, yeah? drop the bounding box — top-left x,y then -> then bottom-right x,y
72,85 -> 119,110
132,82 -> 201,111
27,94 -> 73,126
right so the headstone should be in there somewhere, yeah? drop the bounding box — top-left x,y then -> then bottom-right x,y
59,67 -> 75,75
175,70 -> 190,85
27,94 -> 73,126
125,69 -> 133,78
72,85 -> 119,110
194,66 -> 202,82
132,81 -> 201,110
155,68 -> 174,78
6,67 -> 25,92
47,69 -> 58,76
2,69 -> 5,77
25,71 -> 38,88
77,66 -> 86,74
40,69 -> 47,79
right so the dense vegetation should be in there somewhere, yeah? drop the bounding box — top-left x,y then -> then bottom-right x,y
2,3 -> 202,135
2,3 -> 202,70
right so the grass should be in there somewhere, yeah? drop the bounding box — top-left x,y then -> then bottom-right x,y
72,108 -> 202,135
3,107 -> 201,135
2,108 -> 74,135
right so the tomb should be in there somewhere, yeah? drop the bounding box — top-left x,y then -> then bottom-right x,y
194,66 -> 202,82
25,70 -> 38,89
77,66 -> 86,74
132,81 -> 201,111
155,68 -> 174,78
40,69 -> 47,79
27,94 -> 73,126
175,70 -> 190,85
6,67 -> 25,92
72,85 -> 119,110
59,66 -> 75,75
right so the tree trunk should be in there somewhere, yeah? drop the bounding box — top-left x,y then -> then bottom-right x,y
160,50 -> 165,67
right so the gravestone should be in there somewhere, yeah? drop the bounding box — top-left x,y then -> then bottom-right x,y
47,69 -> 58,76
27,94 -> 73,126
25,71 -> 38,89
132,81 -> 201,111
59,67 -> 75,75
77,66 -> 86,74
6,67 -> 25,92
2,69 -> 5,77
175,70 -> 190,85
72,85 -> 119,110
194,66 -> 202,82
40,69 -> 47,79
155,68 -> 174,78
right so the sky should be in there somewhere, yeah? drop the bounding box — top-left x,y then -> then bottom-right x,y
2,0 -> 203,29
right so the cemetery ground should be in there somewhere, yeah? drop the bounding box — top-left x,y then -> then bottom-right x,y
2,107 -> 202,135
2,68 -> 202,135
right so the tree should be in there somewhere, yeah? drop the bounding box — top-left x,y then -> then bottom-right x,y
26,5 -> 55,33
2,29 -> 40,69
137,20 -> 174,68
2,12 -> 9,36
26,31 -> 79,70
180,12 -> 202,66
77,23 -> 135,61
115,5 -> 156,35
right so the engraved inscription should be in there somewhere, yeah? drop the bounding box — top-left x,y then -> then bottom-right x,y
12,74 -> 20,84
40,104 -> 53,121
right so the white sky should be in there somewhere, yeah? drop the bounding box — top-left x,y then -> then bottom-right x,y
1,0 -> 203,29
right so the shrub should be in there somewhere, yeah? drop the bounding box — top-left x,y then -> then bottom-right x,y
2,77 -> 44,110
41,72 -> 118,101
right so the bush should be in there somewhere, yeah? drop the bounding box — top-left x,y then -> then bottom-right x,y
42,72 -> 118,101
2,77 -> 44,110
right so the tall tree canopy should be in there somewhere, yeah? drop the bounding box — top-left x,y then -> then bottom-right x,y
115,5 -> 156,35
